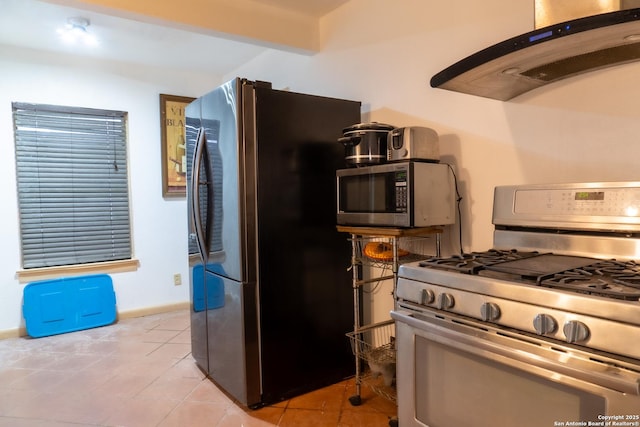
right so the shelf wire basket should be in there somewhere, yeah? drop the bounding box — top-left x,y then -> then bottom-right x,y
354,236 -> 434,265
346,319 -> 396,402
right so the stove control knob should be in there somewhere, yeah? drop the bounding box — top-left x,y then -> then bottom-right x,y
533,314 -> 557,335
420,289 -> 435,305
480,302 -> 501,322
437,293 -> 455,310
563,320 -> 590,343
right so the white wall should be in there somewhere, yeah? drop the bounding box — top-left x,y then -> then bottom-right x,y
0,45 -> 219,334
229,0 -> 640,255
4,0 -> 640,332
225,0 -> 640,323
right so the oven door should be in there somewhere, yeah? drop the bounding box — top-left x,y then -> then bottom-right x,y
391,308 -> 640,427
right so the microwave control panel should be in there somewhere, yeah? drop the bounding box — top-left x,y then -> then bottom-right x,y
395,171 -> 408,211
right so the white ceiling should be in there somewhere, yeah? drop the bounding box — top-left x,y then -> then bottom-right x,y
0,0 -> 349,74
249,0 -> 349,17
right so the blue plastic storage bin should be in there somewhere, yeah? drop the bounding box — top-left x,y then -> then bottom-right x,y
23,274 -> 117,338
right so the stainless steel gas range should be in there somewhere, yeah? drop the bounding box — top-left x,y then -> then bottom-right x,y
392,182 -> 640,427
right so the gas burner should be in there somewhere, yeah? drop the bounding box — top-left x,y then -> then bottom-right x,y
418,251 -> 640,300
418,254 -> 484,274
419,249 -> 540,274
539,260 -> 640,301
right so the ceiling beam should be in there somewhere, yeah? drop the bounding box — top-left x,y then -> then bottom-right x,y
41,0 -> 321,53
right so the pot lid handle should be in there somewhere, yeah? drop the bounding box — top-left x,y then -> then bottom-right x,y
342,122 -> 395,132
338,135 -> 361,146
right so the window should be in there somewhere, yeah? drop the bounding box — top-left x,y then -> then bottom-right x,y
13,103 -> 132,269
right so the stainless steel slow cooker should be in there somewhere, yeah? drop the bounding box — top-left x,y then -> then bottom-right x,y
338,122 -> 395,166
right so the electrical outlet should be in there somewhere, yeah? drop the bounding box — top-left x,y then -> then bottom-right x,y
173,274 -> 182,286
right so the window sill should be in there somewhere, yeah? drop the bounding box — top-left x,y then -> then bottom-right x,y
16,259 -> 140,283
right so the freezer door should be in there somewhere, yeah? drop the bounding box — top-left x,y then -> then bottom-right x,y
187,78 -> 245,282
188,261 -> 208,371
206,271 -> 260,406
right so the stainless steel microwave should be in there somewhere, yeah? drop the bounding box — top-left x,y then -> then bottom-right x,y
336,162 -> 455,227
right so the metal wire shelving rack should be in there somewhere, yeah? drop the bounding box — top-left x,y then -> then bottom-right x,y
337,226 -> 443,411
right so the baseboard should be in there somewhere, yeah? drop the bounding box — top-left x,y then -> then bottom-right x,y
0,326 -> 28,340
0,301 -> 190,340
117,301 -> 190,320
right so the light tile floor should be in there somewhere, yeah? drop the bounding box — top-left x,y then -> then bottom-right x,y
0,310 -> 397,426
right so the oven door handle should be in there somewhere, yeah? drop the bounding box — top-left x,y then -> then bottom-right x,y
391,310 -> 640,396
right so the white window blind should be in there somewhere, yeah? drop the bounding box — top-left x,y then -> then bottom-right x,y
13,102 -> 132,269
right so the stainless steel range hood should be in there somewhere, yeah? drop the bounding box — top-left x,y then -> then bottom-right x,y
430,2 -> 640,101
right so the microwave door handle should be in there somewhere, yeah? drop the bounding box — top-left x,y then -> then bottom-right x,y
391,310 -> 640,396
191,127 -> 210,263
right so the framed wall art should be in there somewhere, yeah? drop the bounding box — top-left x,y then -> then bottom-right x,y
160,94 -> 195,197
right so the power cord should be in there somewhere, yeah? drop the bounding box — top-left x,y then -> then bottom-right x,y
444,163 -> 464,256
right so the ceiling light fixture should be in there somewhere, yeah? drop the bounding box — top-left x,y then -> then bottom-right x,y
57,17 -> 97,46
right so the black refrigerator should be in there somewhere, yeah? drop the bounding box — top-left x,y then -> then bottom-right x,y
186,78 -> 361,407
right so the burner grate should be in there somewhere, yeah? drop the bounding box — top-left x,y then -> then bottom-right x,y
539,260 -> 640,301
419,251 -> 640,301
419,249 -> 540,274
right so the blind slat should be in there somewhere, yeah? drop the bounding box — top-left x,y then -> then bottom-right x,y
13,102 -> 132,269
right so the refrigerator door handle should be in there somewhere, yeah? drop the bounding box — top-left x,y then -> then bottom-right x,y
191,127 -> 210,262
